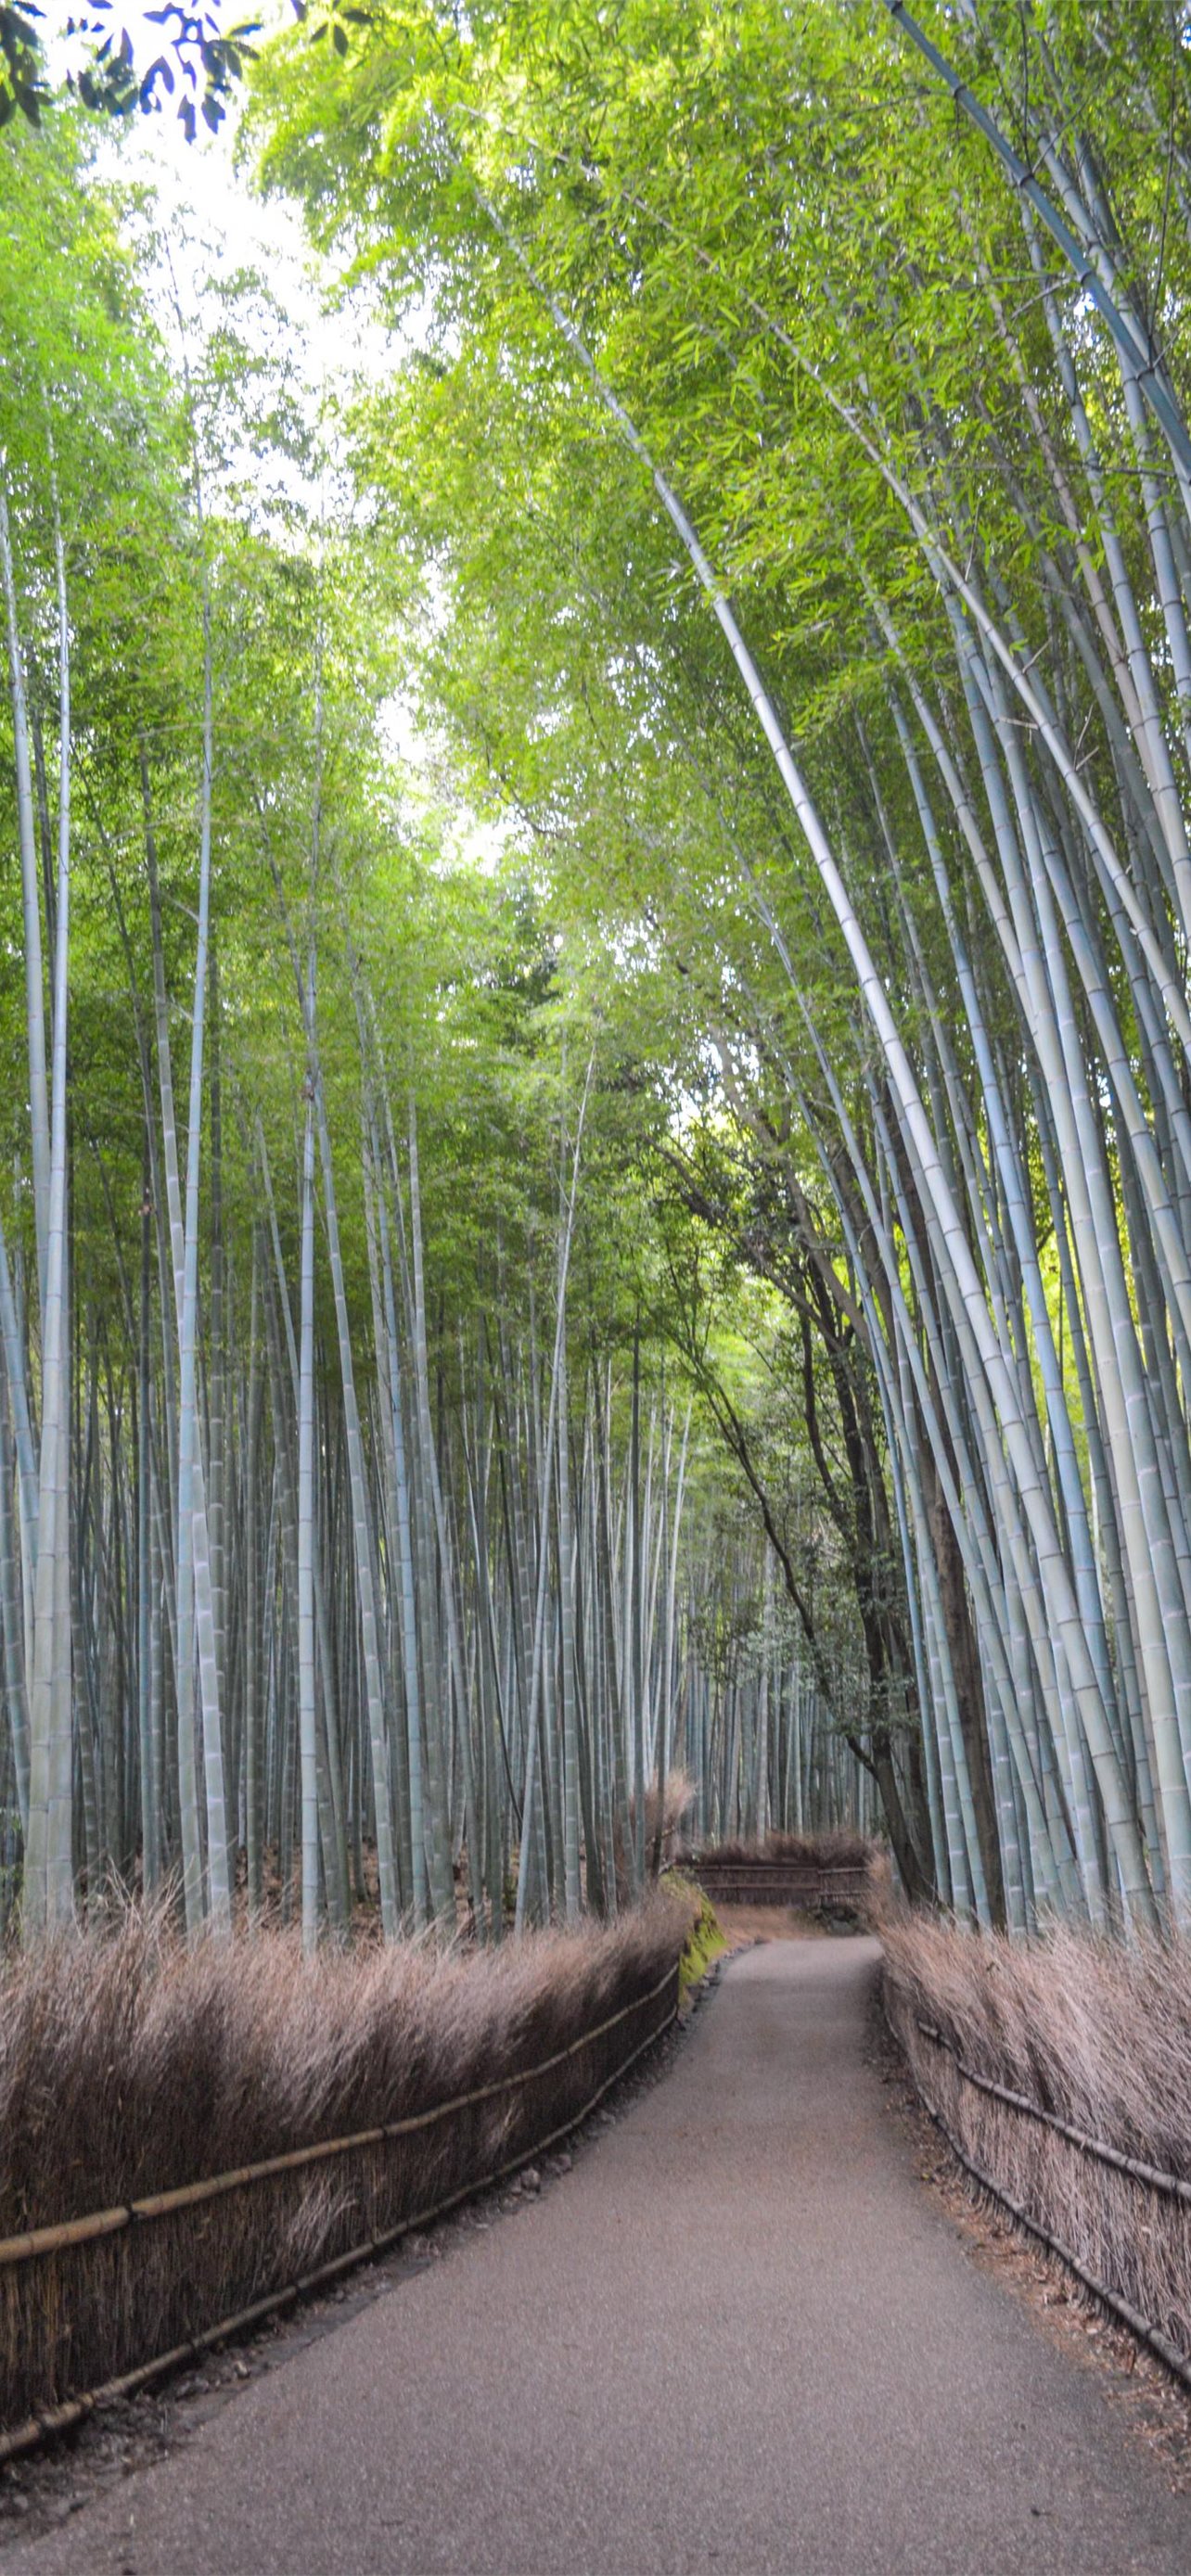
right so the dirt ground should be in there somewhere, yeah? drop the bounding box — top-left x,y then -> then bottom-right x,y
714,1901 -> 842,1947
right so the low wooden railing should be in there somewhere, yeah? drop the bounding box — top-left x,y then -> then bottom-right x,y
888,1989 -> 1191,2397
0,1959 -> 681,2459
681,1858 -> 869,1910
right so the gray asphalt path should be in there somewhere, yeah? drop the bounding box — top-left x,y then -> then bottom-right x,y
8,1937 -> 1191,2576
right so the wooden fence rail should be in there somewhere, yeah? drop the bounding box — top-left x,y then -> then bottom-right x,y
682,1860 -> 869,1910
0,1963 -> 680,2273
888,1983 -> 1191,2400
0,1959 -> 681,2457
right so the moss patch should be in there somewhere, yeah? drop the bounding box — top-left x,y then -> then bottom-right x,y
663,1869 -> 727,1994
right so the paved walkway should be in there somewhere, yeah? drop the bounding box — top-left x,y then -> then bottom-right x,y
8,1939 -> 1191,2574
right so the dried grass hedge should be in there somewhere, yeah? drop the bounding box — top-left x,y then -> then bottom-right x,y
0,1887 -> 695,2433
884,1917 -> 1191,2366
678,1829 -> 872,1871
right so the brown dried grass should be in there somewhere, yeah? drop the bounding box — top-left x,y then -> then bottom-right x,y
883,1915 -> 1191,2363
638,1766 -> 697,1851
0,1888 -> 695,2432
679,1829 -> 873,1871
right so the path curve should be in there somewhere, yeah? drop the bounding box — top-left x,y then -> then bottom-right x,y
7,1939 -> 1191,2574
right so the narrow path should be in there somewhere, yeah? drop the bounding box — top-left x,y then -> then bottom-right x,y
9,1940 -> 1191,2575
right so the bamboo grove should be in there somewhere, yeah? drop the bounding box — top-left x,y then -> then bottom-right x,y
0,104 -> 876,1945
247,0 -> 1191,1935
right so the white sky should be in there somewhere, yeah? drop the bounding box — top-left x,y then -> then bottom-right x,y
52,8 -> 519,861
83,9 -> 392,383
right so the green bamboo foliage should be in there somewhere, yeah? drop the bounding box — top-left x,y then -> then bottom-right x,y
246,0 -> 1191,1936
0,402 -> 861,1935
41,8 -> 1191,1947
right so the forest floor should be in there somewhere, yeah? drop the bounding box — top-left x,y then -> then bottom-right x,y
714,1902 -> 834,1945
5,1937 -> 1191,2574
